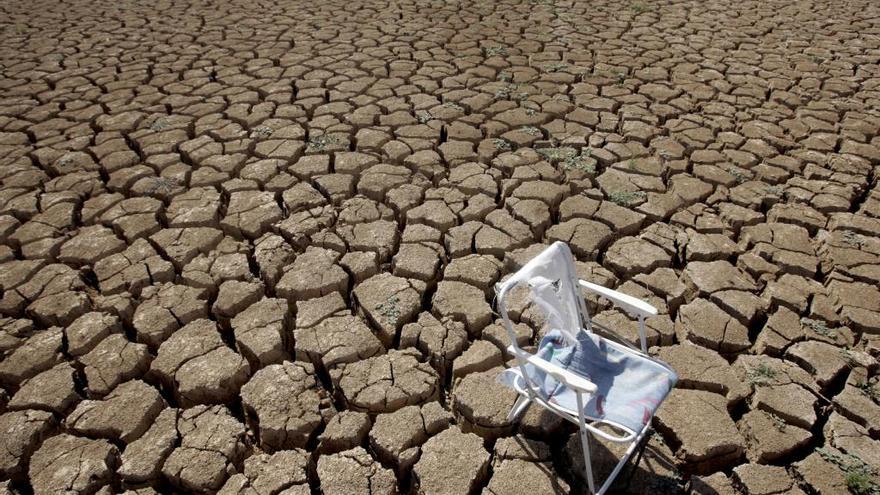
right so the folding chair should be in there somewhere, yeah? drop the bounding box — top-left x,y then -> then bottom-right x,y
495,241 -> 678,495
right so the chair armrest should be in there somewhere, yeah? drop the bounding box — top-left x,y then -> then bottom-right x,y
507,345 -> 598,394
578,280 -> 658,318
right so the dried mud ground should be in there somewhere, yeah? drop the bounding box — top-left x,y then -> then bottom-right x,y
1,0 -> 880,493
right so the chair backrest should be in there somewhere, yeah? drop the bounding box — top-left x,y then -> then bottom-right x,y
495,241 -> 591,351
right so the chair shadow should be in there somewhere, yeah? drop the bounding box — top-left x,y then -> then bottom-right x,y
562,430 -> 685,495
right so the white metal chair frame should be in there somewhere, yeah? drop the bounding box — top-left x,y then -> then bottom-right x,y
495,242 -> 676,495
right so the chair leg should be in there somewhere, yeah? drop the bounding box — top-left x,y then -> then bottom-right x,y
506,394 -> 531,422
620,429 -> 653,493
579,425 -> 596,495
575,392 -> 596,495
594,427 -> 652,495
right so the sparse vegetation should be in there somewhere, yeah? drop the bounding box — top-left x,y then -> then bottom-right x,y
817,448 -> 880,495
765,185 -> 784,196
494,82 -> 529,101
416,110 -> 433,124
536,146 -> 578,162
492,138 -> 512,151
608,190 -> 646,206
442,101 -> 465,112
840,348 -> 860,368
521,126 -> 542,136
842,230 -> 865,248
727,167 -> 748,184
765,411 -> 787,432
544,62 -> 568,73
846,472 -> 880,495
801,317 -> 833,337
854,380 -> 879,403
494,84 -> 513,99
150,118 -> 170,132
767,411 -> 787,432
562,148 -> 597,174
483,46 -> 508,57
746,363 -> 778,386
145,176 -> 180,195
375,296 -> 402,326
56,154 -> 74,168
306,134 -> 341,152
631,3 -> 647,13
249,125 -> 273,139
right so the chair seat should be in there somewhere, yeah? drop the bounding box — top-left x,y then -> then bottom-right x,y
499,329 -> 677,434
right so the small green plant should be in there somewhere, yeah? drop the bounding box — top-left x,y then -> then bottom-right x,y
801,317 -> 833,337
521,126 -> 542,136
627,159 -> 637,170
846,471 -> 879,495
854,380 -> 879,402
563,149 -> 597,174
817,448 -> 880,495
494,85 -> 512,100
631,3 -> 647,13
498,71 -> 512,82
492,138 -> 512,151
608,190 -> 646,206
564,159 -> 596,174
746,363 -> 778,386
442,101 -> 465,112
374,296 -> 401,326
766,411 -> 787,432
150,118 -> 170,132
249,125 -> 273,138
765,185 -> 784,196
145,176 -> 180,195
483,46 -> 508,57
615,73 -> 626,86
658,150 -> 672,163
495,81 -> 529,101
810,55 -> 825,64
536,146 -> 578,162
306,134 -> 340,152
842,230 -> 865,248
544,62 -> 568,73
840,348 -> 860,368
727,167 -> 748,184
416,111 -> 433,124
56,154 -> 74,168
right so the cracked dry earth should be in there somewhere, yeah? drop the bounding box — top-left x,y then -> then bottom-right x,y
1,0 -> 880,494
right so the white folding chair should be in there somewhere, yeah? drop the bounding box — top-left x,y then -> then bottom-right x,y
495,241 -> 678,495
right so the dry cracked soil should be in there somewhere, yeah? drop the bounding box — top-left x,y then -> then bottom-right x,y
1,0 -> 880,493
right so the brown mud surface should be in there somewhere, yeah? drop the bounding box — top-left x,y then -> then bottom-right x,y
1,0 -> 880,493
